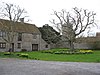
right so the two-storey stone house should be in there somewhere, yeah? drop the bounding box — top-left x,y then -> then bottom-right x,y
0,19 -> 50,52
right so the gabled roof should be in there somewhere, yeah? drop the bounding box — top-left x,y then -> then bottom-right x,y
0,19 -> 41,34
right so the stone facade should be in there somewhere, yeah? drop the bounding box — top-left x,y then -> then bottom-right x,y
0,19 -> 50,52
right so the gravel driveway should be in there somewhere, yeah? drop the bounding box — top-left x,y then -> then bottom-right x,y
0,58 -> 100,75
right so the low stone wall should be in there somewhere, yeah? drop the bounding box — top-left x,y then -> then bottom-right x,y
74,43 -> 93,49
50,42 -> 100,50
74,42 -> 100,49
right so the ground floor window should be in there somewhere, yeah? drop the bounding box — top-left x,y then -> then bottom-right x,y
0,43 -> 6,49
17,43 -> 21,49
45,45 -> 48,48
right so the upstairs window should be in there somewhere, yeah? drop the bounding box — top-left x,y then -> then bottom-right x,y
18,33 -> 22,41
0,31 -> 6,37
33,34 -> 37,39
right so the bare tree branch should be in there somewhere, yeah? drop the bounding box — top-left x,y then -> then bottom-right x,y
50,7 -> 96,50
0,3 -> 28,52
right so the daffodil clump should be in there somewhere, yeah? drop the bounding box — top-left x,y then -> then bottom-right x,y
18,53 -> 29,58
41,49 -> 93,55
79,50 -> 93,54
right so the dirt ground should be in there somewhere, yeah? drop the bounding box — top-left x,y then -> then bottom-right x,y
0,58 -> 100,75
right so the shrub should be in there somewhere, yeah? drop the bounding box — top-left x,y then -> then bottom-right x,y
54,51 -> 62,54
16,53 -> 21,56
16,53 -> 29,58
19,53 -> 29,58
4,52 -> 11,55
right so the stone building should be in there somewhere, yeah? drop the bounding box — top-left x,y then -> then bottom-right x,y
0,19 -> 50,52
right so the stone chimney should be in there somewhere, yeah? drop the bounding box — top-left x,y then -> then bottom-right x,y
20,18 -> 24,23
96,32 -> 100,37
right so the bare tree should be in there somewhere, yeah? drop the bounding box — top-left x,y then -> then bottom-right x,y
0,3 -> 28,52
51,7 -> 96,51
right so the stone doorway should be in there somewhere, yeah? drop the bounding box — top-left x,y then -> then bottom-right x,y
32,44 -> 38,51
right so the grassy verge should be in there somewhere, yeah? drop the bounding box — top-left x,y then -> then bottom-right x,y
0,49 -> 100,62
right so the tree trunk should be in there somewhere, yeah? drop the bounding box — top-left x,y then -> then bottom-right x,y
8,43 -> 13,53
69,41 -> 74,51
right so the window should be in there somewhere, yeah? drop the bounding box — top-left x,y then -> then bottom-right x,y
18,33 -> 22,41
0,31 -> 6,37
17,43 -> 21,49
45,45 -> 48,48
0,43 -> 6,48
33,34 -> 37,39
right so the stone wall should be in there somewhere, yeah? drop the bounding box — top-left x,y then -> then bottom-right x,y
40,38 -> 50,50
0,32 -> 50,52
74,42 -> 100,49
74,43 -> 93,49
50,41 -> 100,50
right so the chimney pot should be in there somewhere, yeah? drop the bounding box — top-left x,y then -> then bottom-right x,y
20,18 -> 24,22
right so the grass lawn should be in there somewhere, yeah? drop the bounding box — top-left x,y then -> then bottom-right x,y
0,49 -> 100,62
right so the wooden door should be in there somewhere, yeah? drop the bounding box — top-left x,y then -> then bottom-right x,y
11,43 -> 14,52
32,44 -> 38,51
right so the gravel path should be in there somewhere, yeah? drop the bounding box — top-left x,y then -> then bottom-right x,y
0,58 -> 100,75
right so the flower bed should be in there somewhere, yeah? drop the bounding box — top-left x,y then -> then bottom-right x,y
79,50 -> 93,54
16,53 -> 29,58
41,49 -> 93,55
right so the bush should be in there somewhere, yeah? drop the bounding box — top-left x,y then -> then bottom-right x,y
19,53 -> 29,58
54,51 -> 62,54
16,53 -> 21,56
4,52 -> 11,55
21,49 -> 27,52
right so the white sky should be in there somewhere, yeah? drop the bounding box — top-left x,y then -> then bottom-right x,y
1,0 -> 100,35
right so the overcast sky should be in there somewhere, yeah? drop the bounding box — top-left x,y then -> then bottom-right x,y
1,0 -> 100,34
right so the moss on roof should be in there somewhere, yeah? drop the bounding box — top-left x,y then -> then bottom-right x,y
0,19 -> 41,34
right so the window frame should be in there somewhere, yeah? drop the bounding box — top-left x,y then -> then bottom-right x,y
45,45 -> 48,48
0,31 -> 6,37
0,42 -> 6,49
18,33 -> 22,41
17,43 -> 21,49
33,34 -> 37,39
